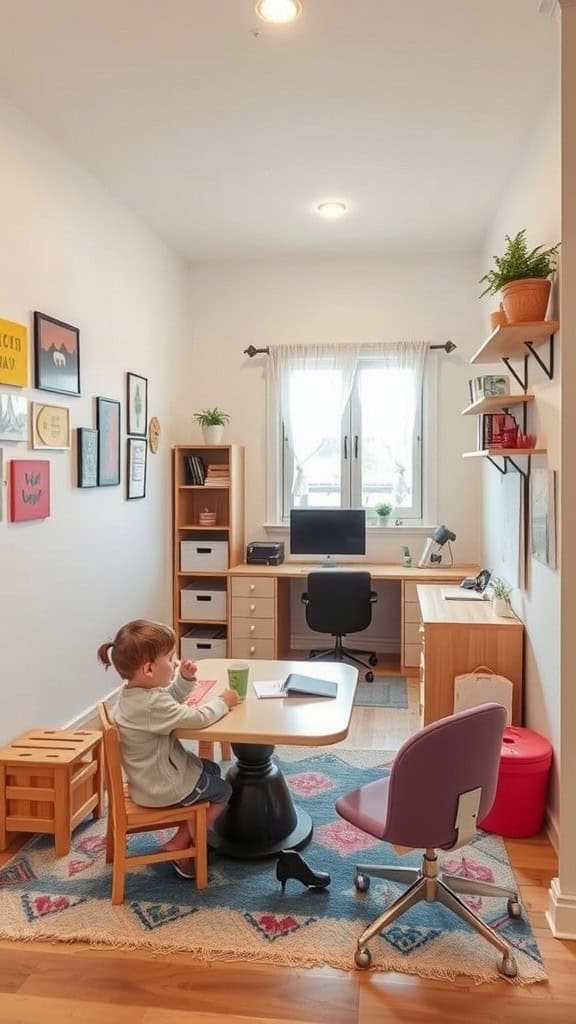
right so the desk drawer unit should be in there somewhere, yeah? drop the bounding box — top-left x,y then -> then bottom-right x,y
231,577 -> 275,599
229,576 -> 278,659
402,582 -> 423,669
229,638 -> 276,660
231,596 -> 275,619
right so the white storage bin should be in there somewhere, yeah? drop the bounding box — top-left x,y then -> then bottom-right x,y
180,583 -> 227,621
181,628 -> 227,659
180,540 -> 228,572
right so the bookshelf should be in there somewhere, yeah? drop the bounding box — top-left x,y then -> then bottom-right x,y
172,445 -> 245,657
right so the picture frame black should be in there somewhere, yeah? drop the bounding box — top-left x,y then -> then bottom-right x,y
126,372 -> 148,437
34,311 -> 81,396
96,397 -> 121,486
77,427 -> 99,488
127,437 -> 147,500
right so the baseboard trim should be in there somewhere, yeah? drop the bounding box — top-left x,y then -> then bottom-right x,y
546,809 -> 559,853
290,634 -> 400,655
62,684 -> 121,730
546,876 -> 576,939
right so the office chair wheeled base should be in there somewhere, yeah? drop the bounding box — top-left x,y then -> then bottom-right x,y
308,636 -> 378,682
352,849 -> 521,978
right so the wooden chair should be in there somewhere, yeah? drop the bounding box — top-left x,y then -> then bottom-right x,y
98,704 -> 209,905
199,740 -> 233,761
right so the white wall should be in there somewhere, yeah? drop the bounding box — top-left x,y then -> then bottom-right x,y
187,254 -> 485,651
187,254 -> 484,551
480,90 -> 561,829
0,99 -> 189,743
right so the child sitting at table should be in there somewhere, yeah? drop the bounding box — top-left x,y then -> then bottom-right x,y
98,618 -> 239,877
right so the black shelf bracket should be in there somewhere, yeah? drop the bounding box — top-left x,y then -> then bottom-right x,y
486,453 -> 532,480
501,354 -> 529,393
525,334 -> 554,381
487,455 -> 508,475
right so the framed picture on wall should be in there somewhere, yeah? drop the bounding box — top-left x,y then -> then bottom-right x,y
127,437 -> 147,499
9,459 -> 51,522
96,397 -> 121,486
0,317 -> 28,387
0,392 -> 27,442
77,427 -> 99,488
126,372 -> 148,437
34,312 -> 80,396
31,402 -> 71,450
531,468 -> 557,569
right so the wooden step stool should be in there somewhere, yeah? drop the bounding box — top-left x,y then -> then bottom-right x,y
0,729 -> 104,856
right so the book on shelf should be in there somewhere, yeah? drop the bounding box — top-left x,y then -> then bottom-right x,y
184,455 -> 206,485
477,413 -> 518,449
468,375 -> 510,403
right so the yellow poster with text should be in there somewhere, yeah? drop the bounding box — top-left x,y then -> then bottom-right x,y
0,317 -> 28,387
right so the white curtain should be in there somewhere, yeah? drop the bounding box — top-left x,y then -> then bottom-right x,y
266,340 -> 428,519
357,341 -> 427,507
267,343 -> 360,503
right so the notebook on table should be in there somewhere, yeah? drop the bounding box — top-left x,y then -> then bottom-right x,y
253,674 -> 338,700
441,587 -> 487,601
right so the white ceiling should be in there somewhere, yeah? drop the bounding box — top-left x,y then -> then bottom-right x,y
0,1 -> 559,260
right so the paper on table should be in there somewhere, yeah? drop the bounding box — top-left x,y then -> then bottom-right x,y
253,679 -> 286,699
185,680 -> 217,706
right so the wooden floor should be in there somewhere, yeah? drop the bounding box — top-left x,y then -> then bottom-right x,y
1,679 -> 575,1024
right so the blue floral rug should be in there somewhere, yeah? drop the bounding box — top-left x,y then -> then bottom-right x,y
0,747 -> 546,984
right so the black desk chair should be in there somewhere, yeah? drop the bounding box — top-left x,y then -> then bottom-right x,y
301,572 -> 378,682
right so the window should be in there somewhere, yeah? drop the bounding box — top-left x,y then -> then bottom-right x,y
272,345 -> 426,522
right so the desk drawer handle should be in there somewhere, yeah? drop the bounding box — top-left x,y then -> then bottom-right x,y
250,624 -> 255,633
250,645 -> 256,654
249,603 -> 256,613
249,584 -> 256,592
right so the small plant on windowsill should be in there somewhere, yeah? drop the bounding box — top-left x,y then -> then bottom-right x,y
193,407 -> 230,445
375,502 -> 392,526
490,577 -> 514,618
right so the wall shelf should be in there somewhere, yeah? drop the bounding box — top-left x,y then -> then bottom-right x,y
461,394 -> 534,416
462,447 -> 546,479
470,321 -> 559,365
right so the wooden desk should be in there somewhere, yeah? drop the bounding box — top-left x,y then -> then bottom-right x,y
175,658 -> 357,858
417,586 -> 524,726
227,562 -> 479,671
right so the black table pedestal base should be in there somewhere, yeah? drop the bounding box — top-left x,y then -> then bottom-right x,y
208,743 -> 313,859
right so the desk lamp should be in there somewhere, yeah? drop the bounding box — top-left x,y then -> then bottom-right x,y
419,525 -> 456,567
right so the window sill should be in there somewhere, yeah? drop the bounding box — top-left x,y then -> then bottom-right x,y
263,522 -> 437,535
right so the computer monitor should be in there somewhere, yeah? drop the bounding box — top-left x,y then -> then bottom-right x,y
290,508 -> 366,565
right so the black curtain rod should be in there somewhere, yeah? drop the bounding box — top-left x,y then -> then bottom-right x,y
243,340 -> 456,358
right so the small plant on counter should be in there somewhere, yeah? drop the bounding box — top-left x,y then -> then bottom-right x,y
193,408 -> 230,428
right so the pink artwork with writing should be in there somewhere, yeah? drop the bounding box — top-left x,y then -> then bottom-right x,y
185,680 -> 217,706
9,459 -> 50,521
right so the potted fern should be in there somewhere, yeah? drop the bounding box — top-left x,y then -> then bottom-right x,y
480,229 -> 559,324
193,407 -> 230,445
490,577 -> 514,618
375,502 -> 392,526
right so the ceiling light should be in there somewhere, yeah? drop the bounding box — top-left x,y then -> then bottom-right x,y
315,201 -> 348,219
256,0 -> 302,24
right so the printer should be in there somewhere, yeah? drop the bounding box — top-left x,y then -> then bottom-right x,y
246,541 -> 285,566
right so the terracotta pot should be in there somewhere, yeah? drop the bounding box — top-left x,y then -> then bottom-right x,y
489,304 -> 507,331
501,278 -> 551,324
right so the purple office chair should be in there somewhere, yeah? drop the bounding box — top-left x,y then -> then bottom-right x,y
336,704 -> 521,978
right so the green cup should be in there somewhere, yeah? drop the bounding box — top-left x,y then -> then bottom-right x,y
227,663 -> 250,701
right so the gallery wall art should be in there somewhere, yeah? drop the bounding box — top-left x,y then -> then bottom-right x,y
0,317 -> 28,387
77,428 -> 98,488
531,468 -> 557,569
0,392 -> 27,442
127,437 -> 147,499
127,372 -> 148,437
34,311 -> 80,396
31,402 -> 71,450
97,397 -> 120,486
9,459 -> 50,522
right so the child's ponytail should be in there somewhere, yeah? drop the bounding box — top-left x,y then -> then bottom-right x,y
97,641 -> 115,670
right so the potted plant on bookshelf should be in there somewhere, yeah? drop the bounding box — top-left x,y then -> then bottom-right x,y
193,407 -> 230,445
374,502 -> 392,526
490,576 -> 514,618
479,229 -> 559,325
